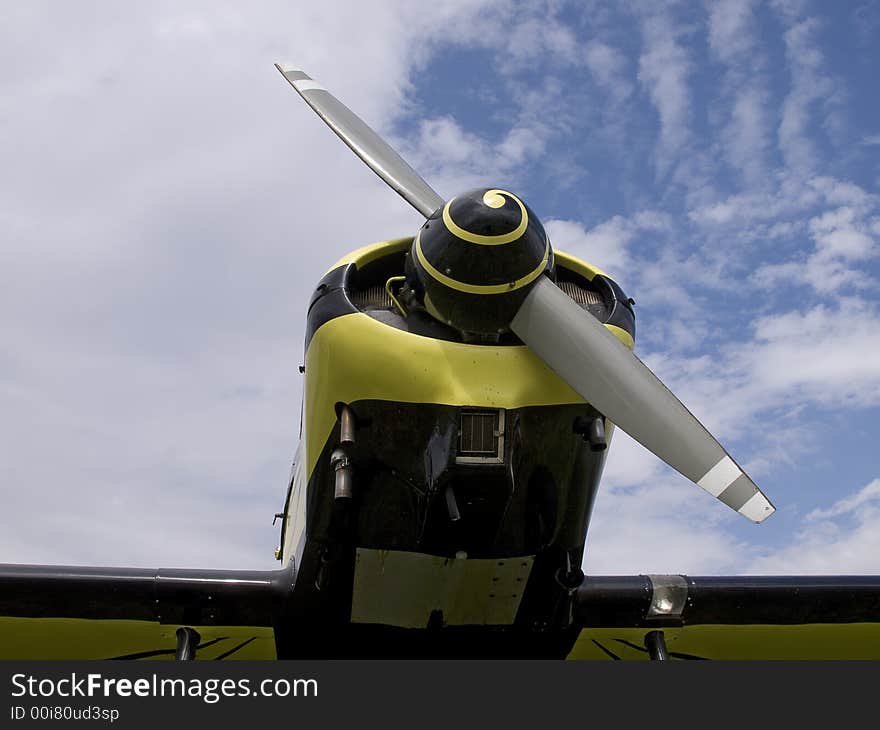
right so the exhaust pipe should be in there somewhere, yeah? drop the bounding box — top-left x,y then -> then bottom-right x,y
331,448 -> 353,500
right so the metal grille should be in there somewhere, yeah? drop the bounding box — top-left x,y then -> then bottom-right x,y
459,411 -> 497,454
557,280 -> 604,307
349,284 -> 393,309
456,409 -> 504,464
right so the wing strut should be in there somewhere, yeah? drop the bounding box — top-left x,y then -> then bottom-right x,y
644,630 -> 668,661
175,627 -> 201,660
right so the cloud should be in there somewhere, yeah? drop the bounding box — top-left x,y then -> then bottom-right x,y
707,0 -> 760,65
590,470 -> 880,576
723,87 -> 772,185
545,211 -> 670,284
0,0 -> 498,569
743,300 -> 880,407
647,298 -> 880,434
747,478 -> 880,573
401,109 -> 556,196
585,431 -> 754,575
688,175 -> 876,243
807,479 -> 880,521
755,203 -> 877,293
544,217 -> 629,279
505,17 -> 580,66
776,16 -> 838,173
421,1 -> 585,71
636,10 -> 694,176
705,0 -> 772,185
588,315 -> 880,574
589,295 -> 880,536
809,207 -> 875,259
584,41 -> 632,105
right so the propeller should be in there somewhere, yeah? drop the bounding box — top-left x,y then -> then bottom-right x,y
275,64 -> 775,524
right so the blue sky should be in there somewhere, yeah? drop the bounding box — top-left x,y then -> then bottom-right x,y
2,0 -> 879,574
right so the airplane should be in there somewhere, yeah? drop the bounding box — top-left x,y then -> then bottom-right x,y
1,66 -> 879,661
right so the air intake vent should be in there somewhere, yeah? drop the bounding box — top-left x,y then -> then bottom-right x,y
349,284 -> 393,310
456,409 -> 505,464
557,279 -> 609,321
557,280 -> 603,307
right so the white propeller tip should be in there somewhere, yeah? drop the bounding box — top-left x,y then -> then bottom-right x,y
739,492 -> 775,523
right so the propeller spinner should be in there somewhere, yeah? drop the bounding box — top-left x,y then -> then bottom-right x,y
275,64 -> 775,524
407,188 -> 553,335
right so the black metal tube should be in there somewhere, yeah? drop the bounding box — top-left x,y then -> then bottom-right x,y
574,575 -> 880,627
175,627 -> 201,660
0,564 -> 294,625
644,630 -> 668,661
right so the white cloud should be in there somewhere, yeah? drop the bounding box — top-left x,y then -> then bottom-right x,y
776,16 -> 837,173
546,218 -> 630,278
591,472 -> 880,575
421,1 -> 586,71
694,299 -> 878,436
398,68 -> 574,195
807,479 -> 880,521
607,297 -> 880,494
545,211 -> 669,283
809,207 -> 875,259
587,298 -> 880,573
754,203 -> 877,293
401,110 -> 555,196
743,300 -> 880,406
585,492 -> 750,574
647,297 -> 880,429
708,0 -> 760,64
704,1 -> 773,185
586,431 -> 752,575
748,478 -> 880,574
637,11 -> 693,176
505,17 -> 579,65
810,176 -> 874,207
723,86 -> 772,184
754,257 -> 870,294
688,175 -> 877,250
0,0 -> 500,569
584,41 -> 632,105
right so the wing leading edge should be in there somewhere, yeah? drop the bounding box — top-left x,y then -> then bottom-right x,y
4,565 -> 879,659
0,563 -> 294,660
571,574 -> 880,659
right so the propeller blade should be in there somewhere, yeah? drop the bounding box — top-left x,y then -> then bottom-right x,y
511,276 -> 775,523
275,65 -> 445,218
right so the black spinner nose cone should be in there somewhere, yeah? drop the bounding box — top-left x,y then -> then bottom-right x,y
407,188 -> 554,336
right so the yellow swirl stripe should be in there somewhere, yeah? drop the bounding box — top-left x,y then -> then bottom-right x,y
415,231 -> 549,295
441,189 -> 528,245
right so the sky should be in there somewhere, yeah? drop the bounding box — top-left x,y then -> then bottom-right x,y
2,0 -> 879,575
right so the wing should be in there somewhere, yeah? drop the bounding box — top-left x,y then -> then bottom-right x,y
570,574 -> 880,659
0,563 -> 294,659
